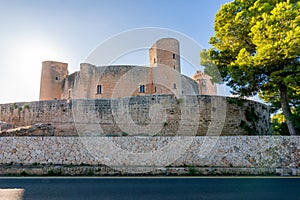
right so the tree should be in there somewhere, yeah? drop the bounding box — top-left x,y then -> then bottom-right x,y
202,0 -> 300,135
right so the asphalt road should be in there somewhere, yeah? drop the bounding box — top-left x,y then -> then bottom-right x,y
0,177 -> 300,200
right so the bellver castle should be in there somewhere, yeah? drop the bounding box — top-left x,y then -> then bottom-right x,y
39,38 -> 217,101
3,38 -> 300,177
0,38 -> 271,137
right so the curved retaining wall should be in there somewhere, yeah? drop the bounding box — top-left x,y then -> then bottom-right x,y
0,95 -> 271,136
0,136 -> 298,175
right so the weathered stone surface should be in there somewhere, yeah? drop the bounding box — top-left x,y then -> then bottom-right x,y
0,95 -> 271,136
0,121 -> 13,132
0,136 -> 298,175
0,124 -> 54,136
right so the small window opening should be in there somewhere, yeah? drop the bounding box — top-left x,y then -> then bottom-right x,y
97,85 -> 102,94
173,66 -> 176,69
173,83 -> 177,89
139,85 -> 145,93
202,79 -> 207,91
153,58 -> 156,64
68,89 -> 72,99
55,77 -> 58,80
173,54 -> 176,59
154,86 -> 157,93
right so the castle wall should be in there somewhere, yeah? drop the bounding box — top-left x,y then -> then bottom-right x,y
0,95 -> 271,136
62,65 -> 199,99
0,136 -> 298,175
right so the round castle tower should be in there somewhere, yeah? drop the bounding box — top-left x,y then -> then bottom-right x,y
149,38 -> 181,73
39,61 -> 68,101
149,38 -> 182,96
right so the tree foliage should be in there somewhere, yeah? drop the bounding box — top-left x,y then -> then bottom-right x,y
202,0 -> 300,135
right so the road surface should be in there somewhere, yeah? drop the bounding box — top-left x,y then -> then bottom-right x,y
0,177 -> 299,200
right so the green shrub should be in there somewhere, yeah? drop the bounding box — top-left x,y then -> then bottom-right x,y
227,97 -> 244,106
47,169 -> 62,176
176,98 -> 183,105
187,166 -> 197,176
106,133 -> 119,137
86,170 -> 95,176
20,171 -> 29,176
121,132 -> 128,136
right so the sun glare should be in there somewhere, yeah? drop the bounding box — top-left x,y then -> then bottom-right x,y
0,36 -> 69,103
16,39 -> 63,66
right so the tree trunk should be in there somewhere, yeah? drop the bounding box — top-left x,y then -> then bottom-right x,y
279,85 -> 298,135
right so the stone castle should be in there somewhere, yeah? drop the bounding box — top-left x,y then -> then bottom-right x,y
39,38 -> 217,101
2,38 -> 299,178
0,38 -> 271,137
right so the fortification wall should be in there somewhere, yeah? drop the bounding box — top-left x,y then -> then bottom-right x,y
0,95 -> 271,136
0,136 -> 298,175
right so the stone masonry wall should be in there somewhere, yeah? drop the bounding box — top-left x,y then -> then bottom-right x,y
0,95 -> 270,136
62,65 -> 198,100
0,136 -> 299,175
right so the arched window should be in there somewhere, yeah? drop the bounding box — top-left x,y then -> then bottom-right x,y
97,85 -> 102,94
139,85 -> 145,93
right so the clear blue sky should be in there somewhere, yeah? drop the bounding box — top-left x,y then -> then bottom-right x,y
0,0 -> 230,103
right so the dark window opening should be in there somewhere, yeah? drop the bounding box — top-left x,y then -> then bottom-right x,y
153,58 -> 156,64
173,83 -> 177,89
68,90 -> 72,99
173,54 -> 176,59
97,85 -> 102,94
202,79 -> 207,91
55,77 -> 58,80
173,66 -> 176,69
154,86 -> 157,93
140,85 -> 145,93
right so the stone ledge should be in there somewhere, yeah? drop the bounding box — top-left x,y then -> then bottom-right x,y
0,164 -> 298,176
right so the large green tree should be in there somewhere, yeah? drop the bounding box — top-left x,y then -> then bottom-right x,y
202,0 -> 300,135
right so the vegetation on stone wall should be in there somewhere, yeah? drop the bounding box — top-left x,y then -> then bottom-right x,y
0,96 -> 270,136
227,97 -> 244,107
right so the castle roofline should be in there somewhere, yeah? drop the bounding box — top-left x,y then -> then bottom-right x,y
42,60 -> 68,65
151,38 -> 179,48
